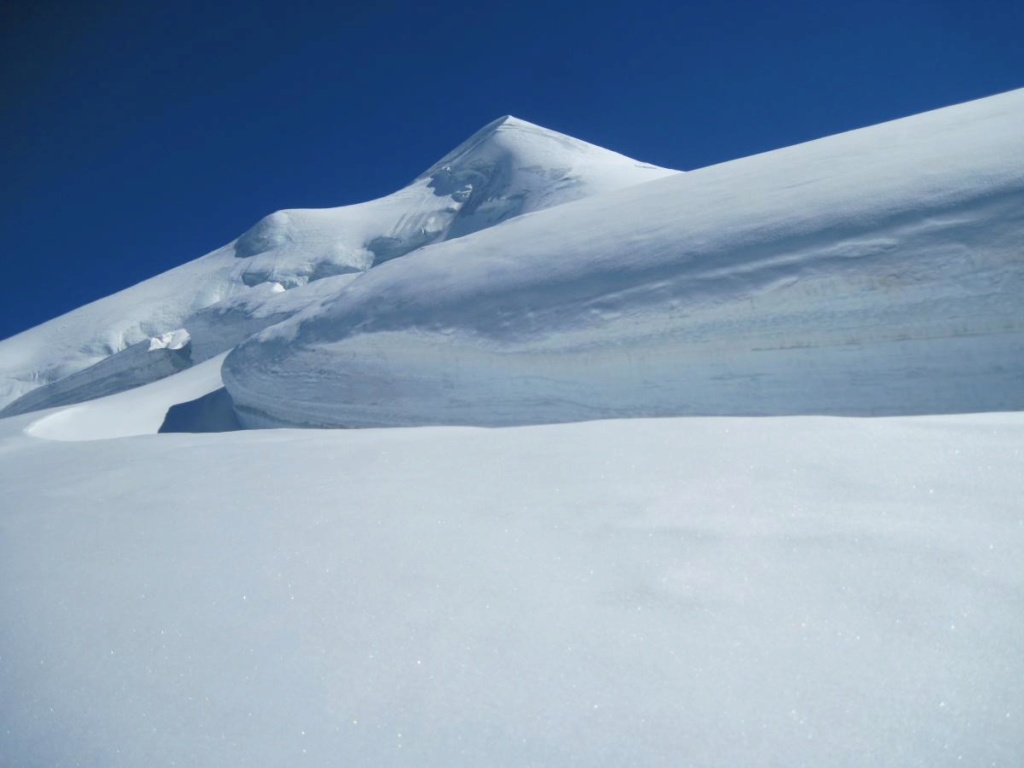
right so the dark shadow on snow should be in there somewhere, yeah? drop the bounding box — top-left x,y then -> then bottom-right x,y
159,388 -> 243,434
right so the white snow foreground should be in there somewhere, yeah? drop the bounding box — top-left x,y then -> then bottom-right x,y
1,399 -> 1023,766
224,89 -> 1024,428
0,116 -> 674,412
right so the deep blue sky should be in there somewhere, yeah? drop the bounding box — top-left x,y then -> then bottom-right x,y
1,0 -> 1021,340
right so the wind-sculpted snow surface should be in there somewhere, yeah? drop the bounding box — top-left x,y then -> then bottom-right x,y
224,90 -> 1024,428
0,117 -> 672,412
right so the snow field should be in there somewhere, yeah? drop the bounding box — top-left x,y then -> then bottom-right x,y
2,408 -> 1022,766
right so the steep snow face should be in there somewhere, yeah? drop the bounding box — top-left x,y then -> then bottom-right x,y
224,89 -> 1024,428
0,117 -> 674,412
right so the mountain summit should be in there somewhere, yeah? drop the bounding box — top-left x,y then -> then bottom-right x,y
1,92 -> 1022,427
233,114 -> 675,272
0,118 -> 675,412
413,115 -> 672,240
223,89 -> 1024,428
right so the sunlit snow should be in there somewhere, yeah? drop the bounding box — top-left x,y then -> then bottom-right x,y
1,91 -> 1022,767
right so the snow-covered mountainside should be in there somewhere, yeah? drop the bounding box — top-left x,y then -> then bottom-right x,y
0,116 -> 675,412
2,93 -> 1024,768
4,94 -> 1021,426
0,329 -> 193,418
223,89 -> 1024,428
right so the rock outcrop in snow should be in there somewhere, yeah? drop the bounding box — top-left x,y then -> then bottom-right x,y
223,90 -> 1024,428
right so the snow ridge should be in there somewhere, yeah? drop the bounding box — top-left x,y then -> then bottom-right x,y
2,92 -> 1022,427
0,117 -> 674,413
223,89 -> 1024,428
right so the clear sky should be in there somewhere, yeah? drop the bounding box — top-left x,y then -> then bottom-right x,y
1,0 -> 1021,340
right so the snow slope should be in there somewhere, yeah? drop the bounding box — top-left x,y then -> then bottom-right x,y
1,387 -> 1022,767
2,92 -> 1024,768
0,117 -> 674,411
224,89 -> 1024,428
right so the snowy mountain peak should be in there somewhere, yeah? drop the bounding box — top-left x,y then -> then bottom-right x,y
3,94 -> 1024,768
419,114 -> 609,175
223,88 -> 1024,429
4,91 -> 1023,425
407,114 -> 677,242
226,115 -> 676,278
0,116 -> 676,412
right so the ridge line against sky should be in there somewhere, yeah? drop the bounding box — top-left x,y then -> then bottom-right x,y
1,0 -> 1022,341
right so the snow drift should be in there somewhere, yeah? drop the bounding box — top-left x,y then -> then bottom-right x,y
224,90 -> 1024,428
